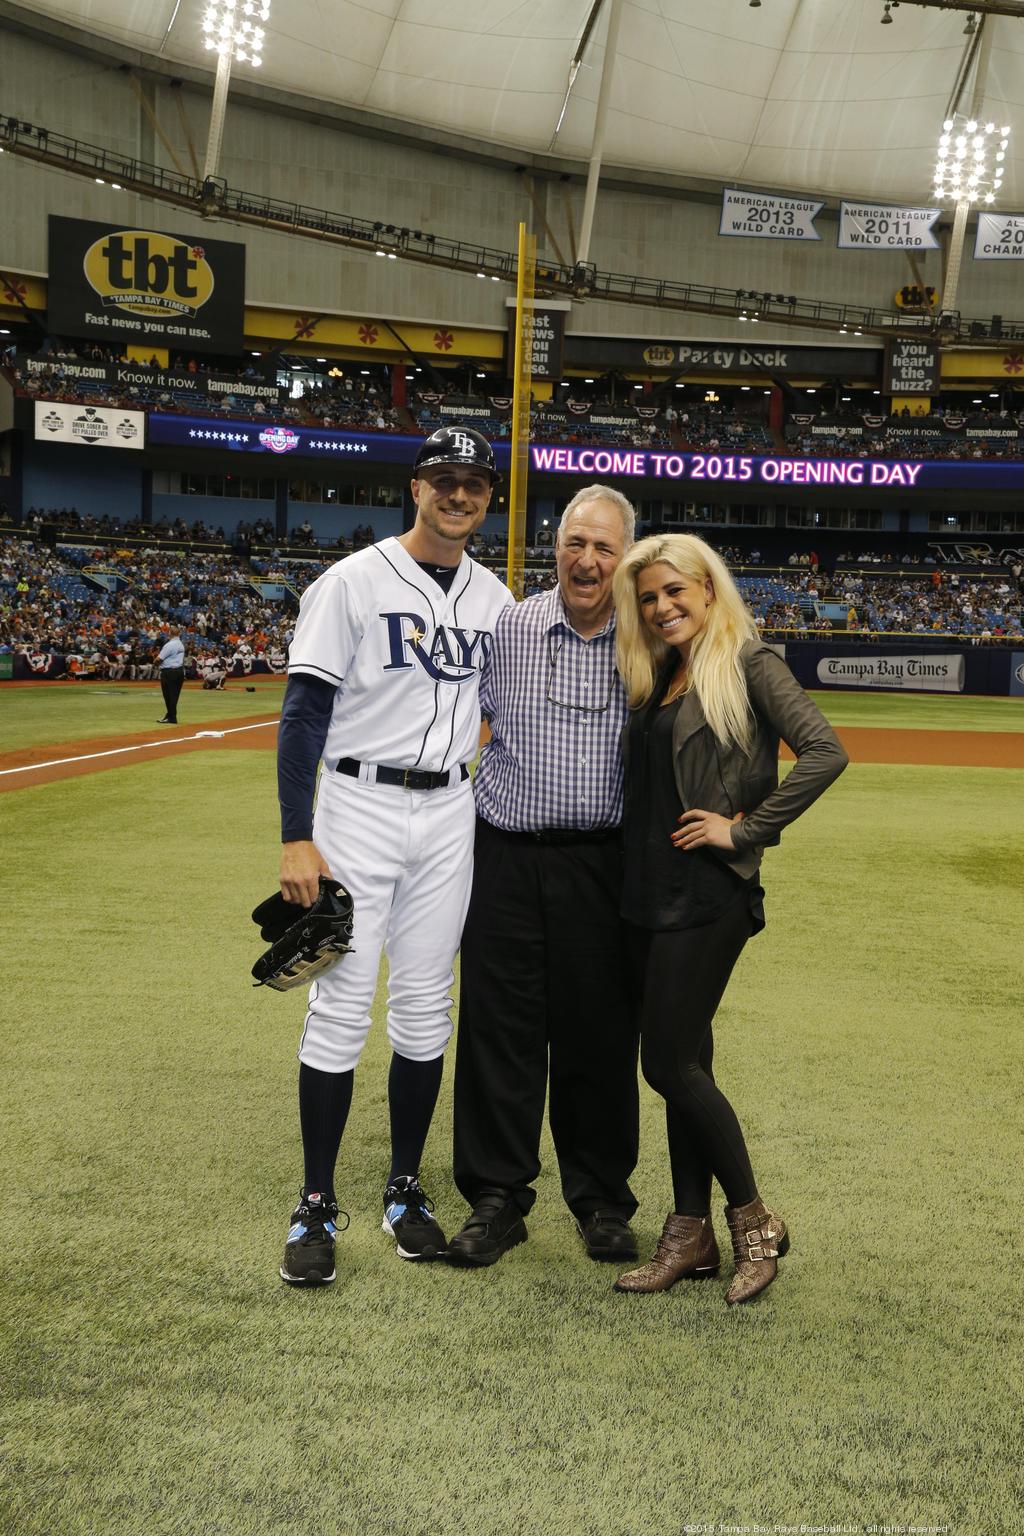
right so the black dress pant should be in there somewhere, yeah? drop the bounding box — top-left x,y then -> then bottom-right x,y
160,667 -> 185,722
454,817 -> 640,1220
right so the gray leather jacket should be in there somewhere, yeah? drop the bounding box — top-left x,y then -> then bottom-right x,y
624,640 -> 849,881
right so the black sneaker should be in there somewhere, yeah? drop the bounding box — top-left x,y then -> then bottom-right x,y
382,1175 -> 447,1260
576,1211 -> 639,1262
280,1191 -> 347,1286
446,1193 -> 528,1267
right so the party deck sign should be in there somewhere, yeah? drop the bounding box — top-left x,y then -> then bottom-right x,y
974,213 -> 1024,259
838,203 -> 940,250
719,189 -> 823,240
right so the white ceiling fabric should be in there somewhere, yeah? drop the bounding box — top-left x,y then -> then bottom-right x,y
15,0 -> 1024,204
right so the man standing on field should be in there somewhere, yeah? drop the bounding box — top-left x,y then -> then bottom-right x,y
448,484 -> 641,1268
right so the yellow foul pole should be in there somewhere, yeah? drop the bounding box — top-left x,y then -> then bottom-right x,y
507,221 -> 536,600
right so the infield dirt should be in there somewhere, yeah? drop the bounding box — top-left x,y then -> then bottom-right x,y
1,716 -> 1022,793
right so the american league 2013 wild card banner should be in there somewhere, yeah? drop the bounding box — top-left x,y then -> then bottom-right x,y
47,215 -> 246,354
719,189 -> 823,240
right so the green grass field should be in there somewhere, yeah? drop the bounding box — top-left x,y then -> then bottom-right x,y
805,689 -> 1024,733
1,690 -> 1022,1535
1,679 -> 1021,757
0,676 -> 287,753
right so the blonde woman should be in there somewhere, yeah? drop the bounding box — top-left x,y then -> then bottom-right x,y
610,534 -> 847,1305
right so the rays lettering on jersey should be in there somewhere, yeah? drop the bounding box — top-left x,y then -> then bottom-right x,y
381,612 -> 492,682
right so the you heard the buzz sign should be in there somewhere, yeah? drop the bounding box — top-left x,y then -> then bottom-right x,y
47,216 -> 246,354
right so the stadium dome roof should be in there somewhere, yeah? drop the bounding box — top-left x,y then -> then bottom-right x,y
9,0 -> 1024,205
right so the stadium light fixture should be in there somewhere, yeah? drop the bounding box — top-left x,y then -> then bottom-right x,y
201,2 -> 272,180
937,114 -> 1009,312
934,114 -> 1007,206
202,0 -> 271,67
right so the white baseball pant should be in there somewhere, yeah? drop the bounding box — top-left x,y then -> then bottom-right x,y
298,768 -> 475,1074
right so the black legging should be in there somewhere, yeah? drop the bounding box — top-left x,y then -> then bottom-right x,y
628,896 -> 758,1216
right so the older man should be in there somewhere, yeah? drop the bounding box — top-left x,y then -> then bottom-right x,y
448,484 -> 640,1267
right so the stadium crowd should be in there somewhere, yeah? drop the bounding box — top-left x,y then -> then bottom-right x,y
0,534 -> 293,679
3,528 -> 1020,681
11,342 -> 1024,464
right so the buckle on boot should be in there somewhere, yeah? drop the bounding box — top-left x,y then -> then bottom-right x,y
746,1228 -> 776,1261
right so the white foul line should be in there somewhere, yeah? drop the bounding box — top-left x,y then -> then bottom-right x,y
0,717 -> 281,778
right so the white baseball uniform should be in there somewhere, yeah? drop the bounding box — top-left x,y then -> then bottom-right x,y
288,536 -> 513,1074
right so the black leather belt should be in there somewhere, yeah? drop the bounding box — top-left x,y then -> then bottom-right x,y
484,821 -> 621,847
336,757 -> 468,791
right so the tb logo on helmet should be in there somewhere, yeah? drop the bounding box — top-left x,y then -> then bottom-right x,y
412,424 -> 500,484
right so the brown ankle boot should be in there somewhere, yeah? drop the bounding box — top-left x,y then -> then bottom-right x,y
613,1214 -> 720,1293
724,1197 -> 789,1305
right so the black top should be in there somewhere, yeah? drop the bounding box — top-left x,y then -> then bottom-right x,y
414,559 -> 459,594
621,679 -> 765,933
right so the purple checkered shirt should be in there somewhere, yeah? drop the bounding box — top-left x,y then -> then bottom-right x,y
474,586 -> 627,832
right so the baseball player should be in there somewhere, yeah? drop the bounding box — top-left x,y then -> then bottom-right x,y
200,652 -> 227,690
275,425 -> 512,1286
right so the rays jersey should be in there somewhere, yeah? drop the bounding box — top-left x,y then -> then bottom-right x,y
288,537 -> 513,771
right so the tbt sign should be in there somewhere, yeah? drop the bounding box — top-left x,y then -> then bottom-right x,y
47,216 -> 246,355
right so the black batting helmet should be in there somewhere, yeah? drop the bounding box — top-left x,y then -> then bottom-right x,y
413,425 -> 500,484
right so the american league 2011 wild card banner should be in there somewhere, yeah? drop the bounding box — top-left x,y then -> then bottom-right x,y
837,203 -> 940,250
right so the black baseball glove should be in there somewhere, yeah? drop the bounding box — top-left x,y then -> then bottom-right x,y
251,876 -> 354,992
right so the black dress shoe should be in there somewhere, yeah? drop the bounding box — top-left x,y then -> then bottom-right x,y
446,1194 -> 527,1267
576,1212 -> 639,1262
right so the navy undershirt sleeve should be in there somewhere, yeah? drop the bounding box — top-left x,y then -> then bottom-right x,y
278,672 -> 337,843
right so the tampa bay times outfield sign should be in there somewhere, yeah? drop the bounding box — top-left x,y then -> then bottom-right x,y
816,654 -> 965,692
47,216 -> 245,354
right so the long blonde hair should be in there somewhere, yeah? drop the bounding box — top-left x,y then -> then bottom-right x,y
612,533 -> 758,750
